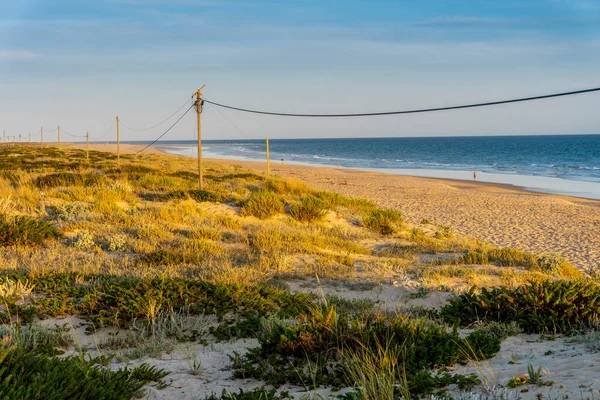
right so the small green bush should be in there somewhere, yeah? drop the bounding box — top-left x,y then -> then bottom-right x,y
205,388 -> 292,400
72,231 -> 95,251
536,254 -> 568,275
289,196 -> 327,222
362,209 -> 402,235
0,214 -> 61,247
241,191 -> 284,219
0,347 -> 168,399
35,172 -> 106,188
441,279 -> 600,333
232,306 -> 499,392
107,234 -> 128,252
187,189 -> 220,203
463,247 -> 537,267
55,202 -> 88,222
477,321 -> 523,340
434,225 -> 453,239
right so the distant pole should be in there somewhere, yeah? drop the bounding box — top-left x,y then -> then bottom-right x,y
28,132 -> 30,143
40,127 -> 43,144
86,132 -> 89,161
2,129 -> 5,143
57,124 -> 61,145
19,134 -> 21,143
116,116 -> 120,164
195,85 -> 206,190
266,137 -> 271,176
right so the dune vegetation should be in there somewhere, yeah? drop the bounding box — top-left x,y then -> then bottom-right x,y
0,144 -> 598,399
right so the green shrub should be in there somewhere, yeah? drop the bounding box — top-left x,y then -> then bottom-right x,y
362,209 -> 402,235
232,306 -> 499,392
205,388 -> 292,400
55,202 -> 89,222
0,347 -> 167,399
153,189 -> 220,203
35,172 -> 106,188
441,279 -> 600,333
462,249 -> 488,265
187,189 -> 220,203
434,225 -> 453,239
0,214 -> 61,247
289,196 -> 327,222
487,248 -> 536,267
15,272 -> 313,330
535,254 -> 575,276
72,231 -> 95,251
107,234 -> 128,252
477,321 -> 523,340
241,191 -> 284,219
463,247 -> 537,268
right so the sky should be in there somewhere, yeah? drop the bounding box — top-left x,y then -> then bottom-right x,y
1,0 -> 600,141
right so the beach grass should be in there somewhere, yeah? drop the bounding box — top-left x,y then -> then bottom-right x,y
0,144 -> 596,399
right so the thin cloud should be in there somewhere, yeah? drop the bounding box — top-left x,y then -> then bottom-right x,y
0,49 -> 39,61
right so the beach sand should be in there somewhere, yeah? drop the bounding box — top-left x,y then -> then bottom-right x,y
76,143 -> 600,268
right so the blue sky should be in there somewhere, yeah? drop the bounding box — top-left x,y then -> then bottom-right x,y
1,0 -> 600,141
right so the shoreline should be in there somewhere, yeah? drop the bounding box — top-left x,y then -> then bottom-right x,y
156,145 -> 600,200
74,143 -> 600,267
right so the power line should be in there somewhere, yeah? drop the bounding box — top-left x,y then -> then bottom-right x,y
120,98 -> 193,131
204,86 -> 600,118
43,127 -> 58,132
134,104 -> 195,155
60,127 -> 86,138
207,101 -> 251,139
92,120 -> 115,142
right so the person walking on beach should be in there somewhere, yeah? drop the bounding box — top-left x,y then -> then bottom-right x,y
473,171 -> 477,180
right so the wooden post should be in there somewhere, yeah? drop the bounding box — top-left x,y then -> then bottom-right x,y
195,85 -> 205,190
40,127 -> 43,144
116,116 -> 120,164
266,137 -> 271,176
19,134 -> 21,143
28,132 -> 30,143
57,125 -> 60,145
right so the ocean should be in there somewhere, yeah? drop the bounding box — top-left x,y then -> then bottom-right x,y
150,135 -> 600,200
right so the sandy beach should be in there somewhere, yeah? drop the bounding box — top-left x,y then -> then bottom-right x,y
78,143 -> 600,269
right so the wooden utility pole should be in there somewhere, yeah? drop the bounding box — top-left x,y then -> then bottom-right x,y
40,127 -> 43,144
195,85 -> 205,190
57,125 -> 61,145
116,116 -> 120,164
266,137 -> 271,176
28,132 -> 30,143
19,134 -> 21,143
86,132 -> 89,161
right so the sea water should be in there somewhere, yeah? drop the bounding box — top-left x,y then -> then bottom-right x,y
146,135 -> 600,199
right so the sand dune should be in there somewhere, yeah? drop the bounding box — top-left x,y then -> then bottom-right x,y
214,159 -> 600,269
71,143 -> 600,268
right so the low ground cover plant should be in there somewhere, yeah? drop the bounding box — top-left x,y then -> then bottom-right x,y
441,279 -> 600,333
232,304 -> 499,395
0,214 -> 61,247
0,347 -> 168,399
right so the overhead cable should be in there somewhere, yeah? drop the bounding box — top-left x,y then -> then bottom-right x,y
134,104 -> 195,155
203,86 -> 600,118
